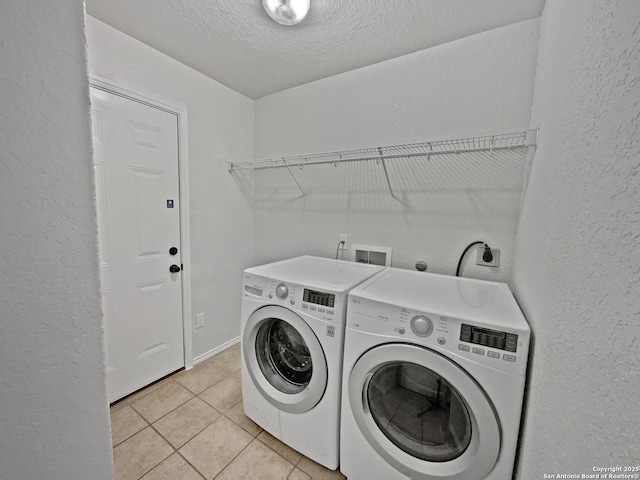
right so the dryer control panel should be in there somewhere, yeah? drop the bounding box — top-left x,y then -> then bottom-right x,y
347,296 -> 530,376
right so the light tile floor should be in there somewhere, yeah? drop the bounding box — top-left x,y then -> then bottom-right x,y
110,343 -> 346,480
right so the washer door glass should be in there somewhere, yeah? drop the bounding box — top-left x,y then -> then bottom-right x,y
367,362 -> 471,462
256,318 -> 312,394
348,343 -> 500,479
243,305 -> 328,414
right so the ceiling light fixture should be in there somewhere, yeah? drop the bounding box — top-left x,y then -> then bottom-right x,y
262,0 -> 310,26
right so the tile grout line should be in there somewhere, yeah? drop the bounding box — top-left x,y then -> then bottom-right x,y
114,347 -> 319,480
126,365 -> 237,424
151,404 -> 221,451
168,396 -> 298,479
211,436 -> 297,480
130,425 -> 174,480
111,379 -> 200,479
188,383 -> 315,477
128,380 -> 196,424
174,449 -> 208,480
133,388 -> 248,479
254,434 -> 308,474
175,413 -> 256,480
174,368 -> 232,397
119,372 -> 233,436
144,421 -> 209,480
110,417 -> 151,448
140,402 -> 226,480
196,400 -> 267,479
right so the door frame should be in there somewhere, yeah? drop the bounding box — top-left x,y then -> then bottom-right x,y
89,74 -> 194,370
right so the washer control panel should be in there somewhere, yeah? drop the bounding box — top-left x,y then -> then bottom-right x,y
275,283 -> 289,300
410,315 -> 433,337
303,288 -> 335,309
243,273 -> 341,323
460,323 -> 518,352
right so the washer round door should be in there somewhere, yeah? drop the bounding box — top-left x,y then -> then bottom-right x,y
243,305 -> 328,414
348,343 -> 500,480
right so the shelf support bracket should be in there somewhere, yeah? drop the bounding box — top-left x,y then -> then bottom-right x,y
283,159 -> 306,197
525,128 -> 539,147
378,148 -> 400,201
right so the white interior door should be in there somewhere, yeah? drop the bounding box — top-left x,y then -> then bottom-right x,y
91,87 -> 184,402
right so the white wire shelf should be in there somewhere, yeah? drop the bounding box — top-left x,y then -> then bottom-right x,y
227,130 -> 538,199
228,130 -> 537,171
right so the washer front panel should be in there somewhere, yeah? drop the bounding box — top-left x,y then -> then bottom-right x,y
348,343 -> 501,480
244,305 -> 328,413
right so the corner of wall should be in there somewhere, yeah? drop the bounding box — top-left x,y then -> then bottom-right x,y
511,0 -> 640,475
1,2 -> 113,478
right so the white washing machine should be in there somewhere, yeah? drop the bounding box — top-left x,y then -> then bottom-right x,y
340,268 -> 530,480
241,256 -> 385,470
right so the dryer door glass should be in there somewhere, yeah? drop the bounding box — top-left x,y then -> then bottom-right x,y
255,318 -> 312,394
366,362 -> 471,462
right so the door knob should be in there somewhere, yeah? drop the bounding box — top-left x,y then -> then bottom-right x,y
169,247 -> 178,255
169,264 -> 181,273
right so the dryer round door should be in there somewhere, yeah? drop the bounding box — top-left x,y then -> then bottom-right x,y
243,305 -> 328,414
348,343 -> 500,480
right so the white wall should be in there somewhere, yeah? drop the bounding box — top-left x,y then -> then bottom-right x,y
254,20 -> 540,281
513,0 -> 640,475
86,17 -> 255,360
0,3 -> 113,479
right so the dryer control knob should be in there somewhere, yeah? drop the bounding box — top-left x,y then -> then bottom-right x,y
275,283 -> 289,300
411,316 -> 433,337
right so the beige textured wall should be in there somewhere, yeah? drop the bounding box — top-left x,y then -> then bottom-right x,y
254,20 -> 540,281
0,2 -> 113,478
513,0 -> 640,475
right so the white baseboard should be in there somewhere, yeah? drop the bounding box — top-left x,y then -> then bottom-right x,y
191,336 -> 241,367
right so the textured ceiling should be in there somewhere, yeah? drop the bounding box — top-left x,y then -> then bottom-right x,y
86,0 -> 546,99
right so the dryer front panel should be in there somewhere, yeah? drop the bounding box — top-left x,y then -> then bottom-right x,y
244,305 -> 328,414
348,343 -> 500,480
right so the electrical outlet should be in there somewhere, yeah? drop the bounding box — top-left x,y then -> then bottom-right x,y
195,313 -> 205,329
339,234 -> 348,249
476,247 -> 500,268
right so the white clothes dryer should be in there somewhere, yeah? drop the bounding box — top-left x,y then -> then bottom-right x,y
340,268 -> 530,480
241,256 -> 385,470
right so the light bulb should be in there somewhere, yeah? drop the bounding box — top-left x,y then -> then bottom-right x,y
263,0 -> 310,26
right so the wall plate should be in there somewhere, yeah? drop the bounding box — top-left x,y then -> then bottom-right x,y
476,247 -> 500,268
350,244 -> 392,266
